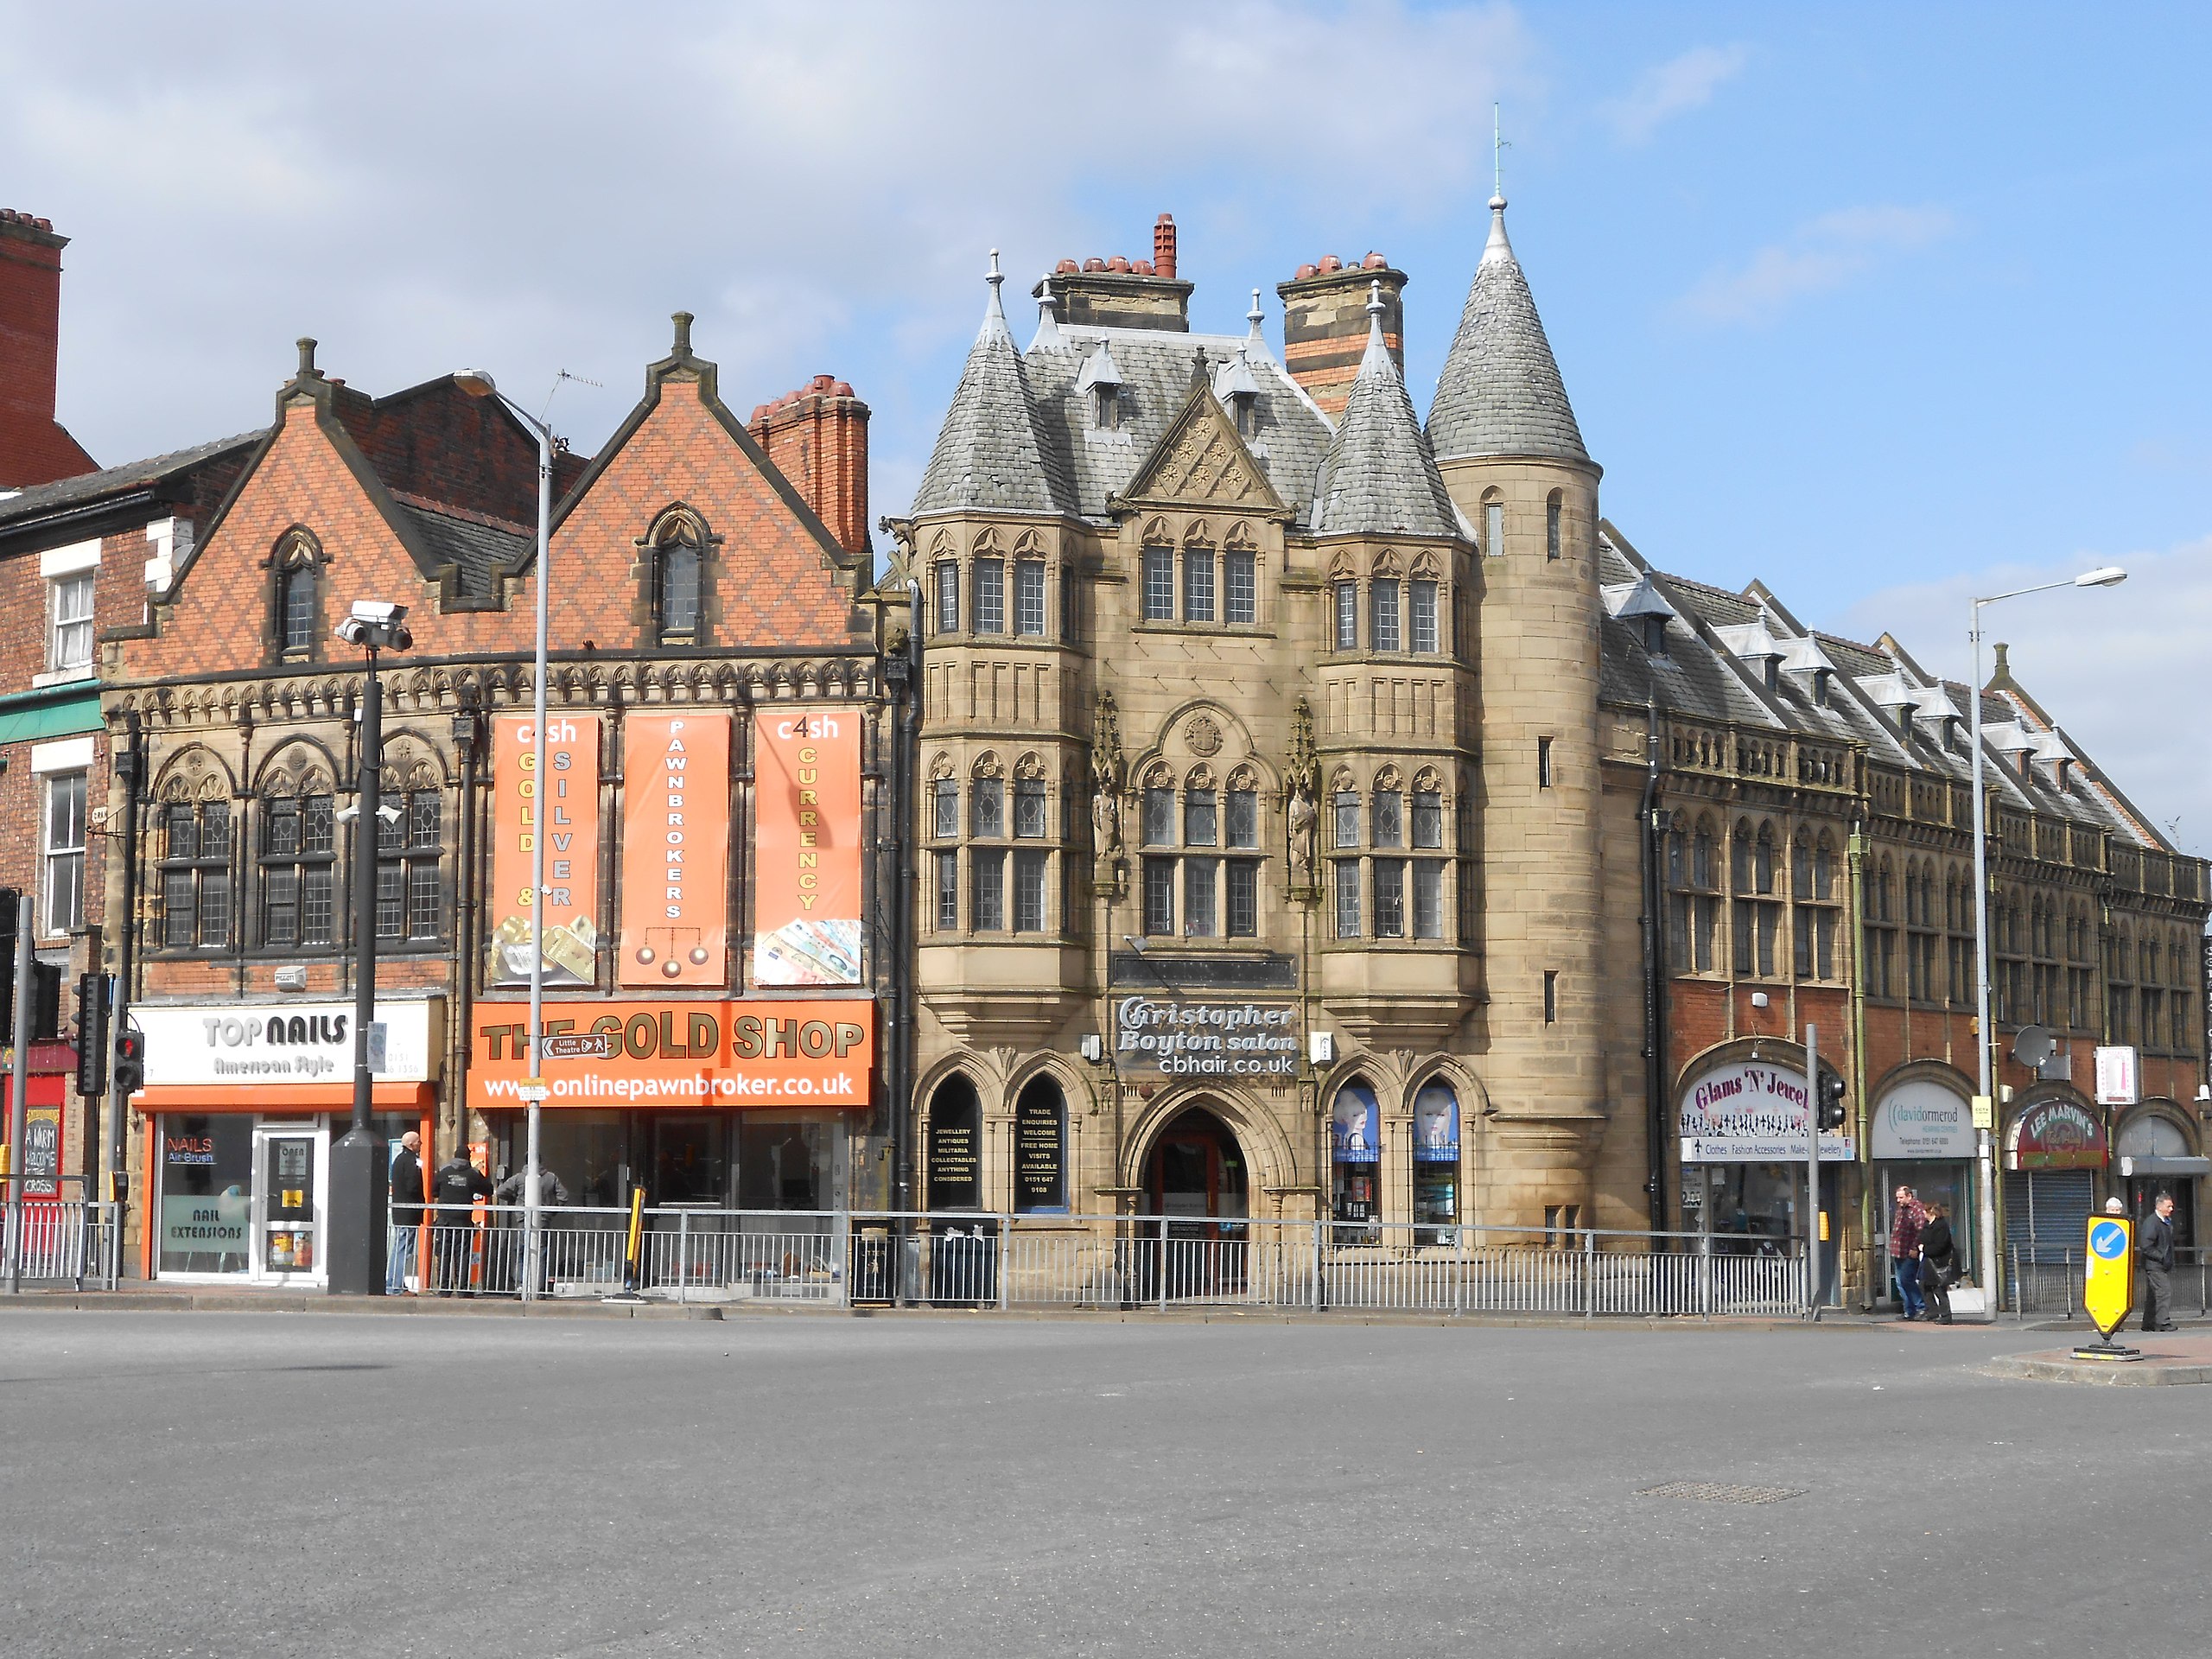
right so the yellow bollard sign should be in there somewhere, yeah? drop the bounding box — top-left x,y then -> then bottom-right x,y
2082,1216 -> 2133,1339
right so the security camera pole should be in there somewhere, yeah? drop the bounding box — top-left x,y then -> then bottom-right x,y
327,600 -> 412,1294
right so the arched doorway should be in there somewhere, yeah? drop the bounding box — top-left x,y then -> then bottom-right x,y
1139,1105 -> 1248,1299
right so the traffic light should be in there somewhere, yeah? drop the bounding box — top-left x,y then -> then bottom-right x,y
29,963 -> 61,1040
1816,1071 -> 1849,1132
113,1027 -> 146,1099
75,973 -> 111,1099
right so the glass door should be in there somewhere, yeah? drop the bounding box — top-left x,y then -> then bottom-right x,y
251,1126 -> 329,1285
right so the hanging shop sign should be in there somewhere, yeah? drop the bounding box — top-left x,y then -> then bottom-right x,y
1014,1090 -> 1066,1212
1871,1079 -> 1977,1161
2005,1097 -> 2107,1172
467,999 -> 873,1112
1676,1059 -> 1853,1164
488,715 -> 602,987
1113,995 -> 1299,1080
1411,1082 -> 1460,1164
752,709 -> 862,988
619,713 -> 730,987
1331,1083 -> 1381,1165
2093,1046 -> 2140,1107
134,1001 -> 439,1087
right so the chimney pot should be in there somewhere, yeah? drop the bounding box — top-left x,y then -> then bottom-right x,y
1361,251 -> 1387,269
1083,257 -> 1106,273
1057,257 -> 1080,274
1133,259 -> 1154,276
1106,254 -> 1130,273
1317,254 -> 1343,273
1294,263 -> 1319,280
1153,212 -> 1177,279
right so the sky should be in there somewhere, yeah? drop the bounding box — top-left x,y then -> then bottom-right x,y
5,2 -> 2208,851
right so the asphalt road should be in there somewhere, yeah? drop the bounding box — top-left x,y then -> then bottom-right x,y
0,1309 -> 2203,1658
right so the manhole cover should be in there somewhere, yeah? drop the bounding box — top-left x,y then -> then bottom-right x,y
1639,1481 -> 1806,1505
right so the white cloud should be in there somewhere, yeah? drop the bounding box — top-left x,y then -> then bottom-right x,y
1679,202 -> 1955,326
1602,43 -> 1749,143
0,0 -> 1535,486
1842,537 -> 2212,857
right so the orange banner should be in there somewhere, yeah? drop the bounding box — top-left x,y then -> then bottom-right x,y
487,714 -> 601,988
620,713 -> 729,986
752,709 -> 862,987
467,999 -> 873,1111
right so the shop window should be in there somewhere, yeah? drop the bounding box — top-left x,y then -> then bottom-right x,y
160,798 -> 233,949
933,561 -> 959,634
933,850 -> 958,931
48,569 -> 95,674
1225,550 -> 1256,625
931,778 -> 959,839
1409,579 -> 1439,652
1014,558 -> 1046,636
1013,1077 -> 1068,1213
1412,1081 -> 1459,1242
1330,1080 -> 1381,1223
156,1115 -> 256,1275
1183,547 -> 1215,623
969,849 -> 1005,931
1014,777 -> 1047,838
1013,850 -> 1048,932
41,771 -> 87,936
971,775 -> 1005,838
1370,577 -> 1402,652
1332,580 -> 1357,650
973,556 -> 1005,634
738,1118 -> 834,1211
1143,856 -> 1175,935
1142,547 -> 1175,622
1227,861 -> 1260,937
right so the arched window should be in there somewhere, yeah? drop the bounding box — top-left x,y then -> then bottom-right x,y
1545,490 -> 1562,562
158,785 -> 232,950
1482,492 -> 1504,560
926,1075 -> 982,1211
657,535 -> 701,640
1013,1076 -> 1067,1213
1754,824 -> 1777,895
1731,824 -> 1753,893
1329,1079 -> 1382,1223
1411,1080 -> 1460,1240
272,536 -> 320,657
259,779 -> 336,949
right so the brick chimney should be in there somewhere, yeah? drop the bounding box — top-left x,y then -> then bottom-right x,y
748,375 -> 871,558
0,209 -> 98,489
1276,251 -> 1407,420
1033,213 -> 1193,334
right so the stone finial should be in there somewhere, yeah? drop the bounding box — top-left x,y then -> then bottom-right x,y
296,337 -> 319,378
671,311 -> 695,357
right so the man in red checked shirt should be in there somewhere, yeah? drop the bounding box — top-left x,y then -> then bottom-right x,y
1890,1185 -> 1928,1320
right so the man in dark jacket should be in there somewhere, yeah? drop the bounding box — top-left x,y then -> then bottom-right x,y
429,1147 -> 494,1295
386,1132 -> 424,1295
2139,1192 -> 2179,1333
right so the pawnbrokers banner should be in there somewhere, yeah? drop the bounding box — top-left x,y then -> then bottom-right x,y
467,999 -> 873,1111
487,715 -> 601,987
752,709 -> 861,986
620,713 -> 730,986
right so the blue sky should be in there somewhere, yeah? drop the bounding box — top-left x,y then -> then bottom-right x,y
6,2 -> 2207,848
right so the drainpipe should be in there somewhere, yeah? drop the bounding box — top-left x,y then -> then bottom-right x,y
449,702 -> 480,1161
1638,700 -> 1668,1236
894,575 -> 923,1214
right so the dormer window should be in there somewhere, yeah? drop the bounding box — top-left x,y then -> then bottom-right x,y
1230,390 -> 1258,438
1811,668 -> 1831,706
1091,385 -> 1119,430
1077,343 -> 1125,432
1761,657 -> 1780,695
1641,614 -> 1668,657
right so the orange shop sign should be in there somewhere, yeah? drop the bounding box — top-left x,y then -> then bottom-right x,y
467,1000 -> 873,1112
486,715 -> 601,987
752,709 -> 862,987
619,712 -> 730,987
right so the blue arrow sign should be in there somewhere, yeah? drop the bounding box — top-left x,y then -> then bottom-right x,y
2089,1220 -> 2127,1260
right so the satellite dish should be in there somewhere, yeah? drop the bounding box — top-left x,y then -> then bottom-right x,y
2012,1025 -> 2056,1070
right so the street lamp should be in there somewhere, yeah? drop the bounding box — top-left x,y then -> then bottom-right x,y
1968,565 -> 2126,1314
456,368 -> 555,1300
327,600 -> 413,1295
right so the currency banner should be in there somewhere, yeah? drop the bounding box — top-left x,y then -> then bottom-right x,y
752,709 -> 862,987
487,715 -> 601,987
620,713 -> 730,987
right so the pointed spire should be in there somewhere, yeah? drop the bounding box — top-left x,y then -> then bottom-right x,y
912,251 -> 1070,517
1427,193 -> 1589,467
1312,279 -> 1456,537
1029,273 -> 1062,350
1243,288 -> 1271,361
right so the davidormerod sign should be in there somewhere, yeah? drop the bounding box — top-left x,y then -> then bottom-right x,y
137,1001 -> 438,1087
1112,995 -> 1299,1080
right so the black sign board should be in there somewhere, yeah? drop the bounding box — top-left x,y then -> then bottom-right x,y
1108,952 -> 1297,991
928,1093 -> 981,1211
1014,1089 -> 1065,1212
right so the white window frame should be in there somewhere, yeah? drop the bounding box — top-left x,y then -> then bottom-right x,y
36,538 -> 101,685
41,767 -> 90,938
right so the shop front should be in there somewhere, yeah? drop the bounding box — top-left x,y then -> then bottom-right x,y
133,1000 -> 442,1284
1677,1053 -> 1852,1300
2001,1093 -> 2105,1273
465,996 -> 874,1221
2115,1104 -> 2206,1253
1870,1072 -> 1979,1308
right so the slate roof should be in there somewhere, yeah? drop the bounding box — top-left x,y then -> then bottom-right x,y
398,503 -> 530,600
1311,290 -> 1458,538
911,264 -> 1072,517
1427,200 -> 1589,467
0,431 -> 261,525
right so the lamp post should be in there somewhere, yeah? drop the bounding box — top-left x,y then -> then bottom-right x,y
1968,565 -> 2125,1314
455,370 -> 554,1300
328,600 -> 413,1294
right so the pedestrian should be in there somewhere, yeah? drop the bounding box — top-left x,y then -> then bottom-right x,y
386,1131 -> 424,1295
1890,1185 -> 1927,1320
429,1144 -> 493,1295
1918,1201 -> 1957,1325
2139,1192 -> 2179,1334
493,1162 -> 571,1294
2105,1197 -> 2126,1217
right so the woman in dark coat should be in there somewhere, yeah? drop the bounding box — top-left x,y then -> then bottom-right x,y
1918,1202 -> 1958,1325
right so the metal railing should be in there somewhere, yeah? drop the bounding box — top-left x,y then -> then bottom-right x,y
398,1206 -> 1808,1318
2009,1243 -> 2211,1319
2,1187 -> 123,1291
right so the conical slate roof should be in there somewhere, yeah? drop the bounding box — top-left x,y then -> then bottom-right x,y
912,257 -> 1071,516
1427,196 -> 1589,466
1313,283 -> 1458,537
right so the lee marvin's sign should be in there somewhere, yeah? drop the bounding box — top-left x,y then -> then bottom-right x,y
137,1001 -> 438,1087
1113,995 -> 1299,1080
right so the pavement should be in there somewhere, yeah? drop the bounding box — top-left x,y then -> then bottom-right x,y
1,1308 -> 2207,1658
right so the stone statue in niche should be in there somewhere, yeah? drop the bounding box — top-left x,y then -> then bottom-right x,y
1287,782 -> 1316,874
1090,785 -> 1122,855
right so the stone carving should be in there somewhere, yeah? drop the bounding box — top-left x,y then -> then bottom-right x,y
1185,714 -> 1222,757
1287,784 -> 1316,874
1286,696 -> 1320,878
1090,690 -> 1123,855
